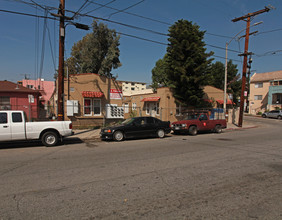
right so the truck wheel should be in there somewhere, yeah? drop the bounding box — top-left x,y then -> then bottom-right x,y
157,129 -> 165,138
188,126 -> 197,136
214,125 -> 222,133
42,131 -> 59,147
113,131 -> 124,141
278,115 -> 282,120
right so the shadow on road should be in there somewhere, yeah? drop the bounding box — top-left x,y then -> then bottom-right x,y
0,137 -> 84,150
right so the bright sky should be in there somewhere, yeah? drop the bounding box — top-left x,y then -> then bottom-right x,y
0,0 -> 281,85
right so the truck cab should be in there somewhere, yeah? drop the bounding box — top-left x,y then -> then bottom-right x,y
0,111 -> 26,141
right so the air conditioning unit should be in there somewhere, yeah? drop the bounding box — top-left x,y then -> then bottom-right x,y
106,104 -> 124,119
67,100 -> 79,116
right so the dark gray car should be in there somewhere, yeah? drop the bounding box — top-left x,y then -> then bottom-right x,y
262,110 -> 282,119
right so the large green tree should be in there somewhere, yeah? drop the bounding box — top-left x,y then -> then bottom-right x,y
66,20 -> 121,76
208,60 -> 241,105
151,54 -> 169,91
166,19 -> 213,108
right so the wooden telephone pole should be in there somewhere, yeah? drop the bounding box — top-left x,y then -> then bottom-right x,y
232,7 -> 270,127
57,0 -> 65,121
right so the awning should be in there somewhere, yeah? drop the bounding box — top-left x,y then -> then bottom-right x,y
216,100 -> 233,105
82,91 -> 104,98
141,97 -> 160,102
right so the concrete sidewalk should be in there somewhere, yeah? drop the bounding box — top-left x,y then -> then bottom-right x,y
71,121 -> 258,141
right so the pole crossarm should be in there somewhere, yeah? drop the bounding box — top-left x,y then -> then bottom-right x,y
232,7 -> 270,22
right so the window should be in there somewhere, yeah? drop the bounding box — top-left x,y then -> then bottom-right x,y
176,103 -> 181,115
0,96 -> 11,109
131,88 -> 135,91
145,103 -> 150,115
124,103 -> 129,113
132,103 -> 137,111
27,85 -> 34,89
0,113 -> 7,124
156,102 -> 160,115
254,95 -> 263,100
255,83 -> 263,88
84,99 -> 92,116
70,87 -> 75,92
84,99 -> 101,116
93,99 -> 101,116
199,114 -> 208,120
12,113 -> 23,123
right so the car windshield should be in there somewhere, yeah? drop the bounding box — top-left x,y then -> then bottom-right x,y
121,118 -> 135,125
184,114 -> 199,120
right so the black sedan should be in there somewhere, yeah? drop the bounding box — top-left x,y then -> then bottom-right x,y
100,117 -> 171,141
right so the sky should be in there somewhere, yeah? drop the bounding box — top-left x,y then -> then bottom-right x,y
0,0 -> 281,85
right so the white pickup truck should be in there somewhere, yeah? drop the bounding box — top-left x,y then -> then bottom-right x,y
0,110 -> 73,147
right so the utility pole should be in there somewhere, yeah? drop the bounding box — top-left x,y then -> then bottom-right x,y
232,7 -> 270,127
57,0 -> 65,121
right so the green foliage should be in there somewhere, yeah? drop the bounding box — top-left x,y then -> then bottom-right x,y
129,110 -> 138,118
165,19 -> 213,108
66,20 -> 121,76
208,60 -> 241,105
151,54 -> 169,91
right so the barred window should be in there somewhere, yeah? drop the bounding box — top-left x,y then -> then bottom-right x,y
254,95 -> 263,100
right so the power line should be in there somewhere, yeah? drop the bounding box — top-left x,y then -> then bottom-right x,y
0,8 -> 58,20
211,55 -> 242,63
9,0 -> 234,39
108,0 -> 145,18
86,0 -> 170,25
71,0 -> 89,19
116,32 -> 167,45
0,8 -> 241,54
255,28 -> 282,35
84,0 -> 116,14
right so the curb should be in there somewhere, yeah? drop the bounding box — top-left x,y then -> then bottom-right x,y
225,125 -> 258,131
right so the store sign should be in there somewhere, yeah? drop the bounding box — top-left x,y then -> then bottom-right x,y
110,89 -> 122,100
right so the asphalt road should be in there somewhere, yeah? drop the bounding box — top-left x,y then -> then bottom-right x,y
0,116 -> 281,219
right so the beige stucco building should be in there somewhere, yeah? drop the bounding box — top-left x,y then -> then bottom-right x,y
61,73 -> 233,128
249,71 -> 282,114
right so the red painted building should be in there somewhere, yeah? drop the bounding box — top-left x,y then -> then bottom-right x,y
0,81 -> 41,120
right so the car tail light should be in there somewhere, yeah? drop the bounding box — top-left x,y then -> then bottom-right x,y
69,123 -> 73,129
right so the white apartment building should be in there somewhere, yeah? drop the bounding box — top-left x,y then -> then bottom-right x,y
122,81 -> 148,96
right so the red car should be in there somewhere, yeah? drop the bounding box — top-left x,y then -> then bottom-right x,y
171,112 -> 227,135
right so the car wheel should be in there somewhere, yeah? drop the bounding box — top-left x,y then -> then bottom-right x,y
42,131 -> 59,147
113,131 -> 124,141
157,129 -> 165,138
262,114 -> 266,118
278,115 -> 282,120
214,125 -> 222,133
188,126 -> 197,136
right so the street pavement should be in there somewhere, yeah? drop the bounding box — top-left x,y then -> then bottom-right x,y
71,115 -> 259,141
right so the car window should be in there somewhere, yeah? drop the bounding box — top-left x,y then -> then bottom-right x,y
146,117 -> 154,124
199,114 -> 208,120
12,113 -> 23,123
134,118 -> 145,126
0,113 -> 8,124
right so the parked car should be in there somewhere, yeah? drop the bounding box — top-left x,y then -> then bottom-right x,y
0,110 -> 73,147
171,112 -> 227,135
262,110 -> 282,119
100,117 -> 171,141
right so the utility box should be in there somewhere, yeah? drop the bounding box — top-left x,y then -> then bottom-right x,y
67,100 -> 79,116
106,104 -> 124,119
